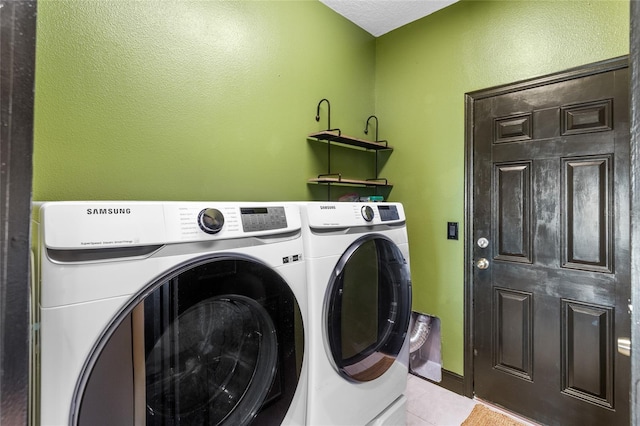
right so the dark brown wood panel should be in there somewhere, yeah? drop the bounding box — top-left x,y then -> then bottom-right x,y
561,100 -> 613,135
561,300 -> 613,408
532,108 -> 561,140
495,114 -> 532,143
562,156 -> 612,272
494,162 -> 532,263
494,288 -> 533,380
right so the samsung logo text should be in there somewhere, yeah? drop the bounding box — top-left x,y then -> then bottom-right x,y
86,208 -> 132,215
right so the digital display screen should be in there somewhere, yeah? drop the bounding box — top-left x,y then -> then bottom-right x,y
377,205 -> 399,221
241,207 -> 269,215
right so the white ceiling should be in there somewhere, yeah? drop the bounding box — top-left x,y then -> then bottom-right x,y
319,0 -> 459,37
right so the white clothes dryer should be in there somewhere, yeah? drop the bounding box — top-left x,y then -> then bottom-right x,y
31,201 -> 307,426
299,202 -> 412,426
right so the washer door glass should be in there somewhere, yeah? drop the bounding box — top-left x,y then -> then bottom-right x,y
326,235 -> 412,382
74,256 -> 303,426
144,295 -> 276,425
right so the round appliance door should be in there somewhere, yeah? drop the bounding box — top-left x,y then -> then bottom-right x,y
325,234 -> 412,382
73,255 -> 304,426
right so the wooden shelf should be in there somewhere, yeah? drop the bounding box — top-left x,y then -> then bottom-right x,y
308,177 -> 392,187
308,131 -> 392,151
307,102 -> 393,199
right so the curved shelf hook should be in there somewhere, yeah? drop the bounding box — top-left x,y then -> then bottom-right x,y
316,98 -> 331,130
364,115 -> 379,142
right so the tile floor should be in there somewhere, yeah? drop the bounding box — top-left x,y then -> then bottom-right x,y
405,374 -> 540,426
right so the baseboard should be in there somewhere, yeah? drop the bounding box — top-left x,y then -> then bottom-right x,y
410,369 -> 465,396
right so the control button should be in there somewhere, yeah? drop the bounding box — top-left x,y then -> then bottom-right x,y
198,208 -> 225,234
361,205 -> 374,222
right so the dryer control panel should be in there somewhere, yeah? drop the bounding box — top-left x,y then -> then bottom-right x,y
304,202 -> 405,229
377,204 -> 400,222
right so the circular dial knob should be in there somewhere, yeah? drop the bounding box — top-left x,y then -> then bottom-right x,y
198,208 -> 225,234
361,205 -> 375,222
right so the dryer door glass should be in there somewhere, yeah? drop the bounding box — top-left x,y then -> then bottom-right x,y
326,235 -> 412,382
75,256 -> 303,426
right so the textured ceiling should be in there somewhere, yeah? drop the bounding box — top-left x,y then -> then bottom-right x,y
319,0 -> 459,37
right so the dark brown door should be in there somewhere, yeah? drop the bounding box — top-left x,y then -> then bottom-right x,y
472,61 -> 630,425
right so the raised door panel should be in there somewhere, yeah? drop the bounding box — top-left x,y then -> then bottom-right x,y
493,162 -> 532,263
561,300 -> 614,408
562,156 -> 612,273
493,288 -> 533,380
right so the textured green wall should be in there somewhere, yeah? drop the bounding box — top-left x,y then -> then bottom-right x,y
34,0 -> 630,378
376,0 -> 629,375
33,0 -> 376,201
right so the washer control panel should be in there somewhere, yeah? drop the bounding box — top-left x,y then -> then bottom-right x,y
240,207 -> 287,232
38,202 -> 300,249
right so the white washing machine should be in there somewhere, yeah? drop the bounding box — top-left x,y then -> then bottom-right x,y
31,201 -> 307,426
299,202 -> 412,426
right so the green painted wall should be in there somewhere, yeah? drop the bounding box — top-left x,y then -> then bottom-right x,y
34,0 -> 630,378
33,0 -> 376,201
375,0 -> 629,375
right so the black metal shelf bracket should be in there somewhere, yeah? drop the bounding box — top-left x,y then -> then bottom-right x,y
366,177 -> 388,185
364,115 -> 379,142
316,98 -> 339,133
364,115 -> 389,187
364,115 -> 388,146
315,99 -> 342,195
315,99 -> 341,135
315,98 -> 330,128
318,173 -> 342,180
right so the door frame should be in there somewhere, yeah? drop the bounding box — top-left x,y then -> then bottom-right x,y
0,1 -> 37,423
463,56 -> 630,399
629,1 -> 640,424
